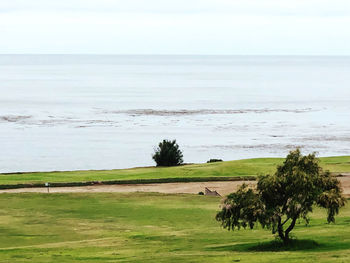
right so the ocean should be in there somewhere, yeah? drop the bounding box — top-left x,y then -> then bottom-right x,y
0,55 -> 349,172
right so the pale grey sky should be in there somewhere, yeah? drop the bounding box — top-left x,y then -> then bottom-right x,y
1,0 -> 350,55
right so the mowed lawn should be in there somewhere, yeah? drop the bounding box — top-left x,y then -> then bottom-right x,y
1,156 -> 350,185
0,192 -> 349,262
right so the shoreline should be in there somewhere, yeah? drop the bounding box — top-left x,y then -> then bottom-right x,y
1,155 -> 350,175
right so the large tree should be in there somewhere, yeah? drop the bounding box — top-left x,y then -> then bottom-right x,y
216,149 -> 346,244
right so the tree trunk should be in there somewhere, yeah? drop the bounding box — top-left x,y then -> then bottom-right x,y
284,216 -> 298,244
277,217 -> 286,243
277,216 -> 298,245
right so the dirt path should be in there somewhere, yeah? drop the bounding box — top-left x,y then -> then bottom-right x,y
1,176 -> 350,197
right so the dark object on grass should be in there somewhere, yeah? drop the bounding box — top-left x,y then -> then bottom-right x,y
152,139 -> 184,167
207,159 -> 223,163
198,191 -> 204,195
216,148 -> 347,245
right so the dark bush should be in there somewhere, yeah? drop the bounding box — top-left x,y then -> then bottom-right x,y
198,191 -> 204,195
207,159 -> 223,163
152,139 -> 184,166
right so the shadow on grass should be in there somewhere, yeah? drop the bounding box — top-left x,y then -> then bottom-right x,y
208,239 -> 322,252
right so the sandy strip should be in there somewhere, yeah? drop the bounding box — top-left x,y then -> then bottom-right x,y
1,176 -> 349,197
0,181 -> 253,195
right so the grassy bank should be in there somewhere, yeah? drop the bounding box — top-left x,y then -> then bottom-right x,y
0,156 -> 349,186
0,192 -> 349,262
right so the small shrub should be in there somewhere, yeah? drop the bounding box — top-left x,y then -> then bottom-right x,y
207,159 -> 223,163
152,139 -> 184,167
198,191 -> 204,195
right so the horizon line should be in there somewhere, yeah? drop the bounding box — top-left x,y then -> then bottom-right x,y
1,53 -> 350,57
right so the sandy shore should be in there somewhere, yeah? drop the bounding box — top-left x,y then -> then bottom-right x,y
1,176 -> 350,197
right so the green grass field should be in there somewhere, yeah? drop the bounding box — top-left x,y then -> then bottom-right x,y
0,192 -> 349,262
1,156 -> 350,186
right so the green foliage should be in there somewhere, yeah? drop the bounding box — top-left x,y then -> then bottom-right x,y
152,139 -> 184,166
216,184 -> 264,230
216,149 -> 347,244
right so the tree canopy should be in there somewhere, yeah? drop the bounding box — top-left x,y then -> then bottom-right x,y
216,149 -> 346,244
152,139 -> 184,167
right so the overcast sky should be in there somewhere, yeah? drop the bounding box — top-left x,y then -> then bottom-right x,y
1,0 -> 350,55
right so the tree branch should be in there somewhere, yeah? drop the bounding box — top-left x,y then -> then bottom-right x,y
285,216 -> 298,236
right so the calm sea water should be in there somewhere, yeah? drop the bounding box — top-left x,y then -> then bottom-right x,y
0,55 -> 350,172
